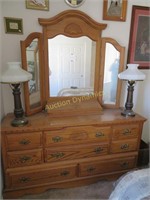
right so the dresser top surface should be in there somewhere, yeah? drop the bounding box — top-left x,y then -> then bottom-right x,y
1,108 -> 146,133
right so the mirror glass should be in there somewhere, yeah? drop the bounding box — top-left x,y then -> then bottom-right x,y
102,43 -> 120,104
48,35 -> 96,97
26,39 -> 41,108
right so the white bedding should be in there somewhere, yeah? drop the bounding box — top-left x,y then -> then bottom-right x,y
109,168 -> 150,200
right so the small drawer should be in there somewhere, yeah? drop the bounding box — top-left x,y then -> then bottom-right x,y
79,156 -> 136,177
6,132 -> 43,151
45,143 -> 108,163
111,139 -> 138,153
7,149 -> 43,168
8,165 -> 77,189
45,126 -> 110,147
112,125 -> 139,140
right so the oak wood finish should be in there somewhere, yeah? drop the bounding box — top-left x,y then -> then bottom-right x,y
1,108 -> 146,198
38,10 -> 107,112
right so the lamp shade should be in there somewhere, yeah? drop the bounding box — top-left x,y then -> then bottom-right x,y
0,62 -> 32,83
118,64 -> 146,81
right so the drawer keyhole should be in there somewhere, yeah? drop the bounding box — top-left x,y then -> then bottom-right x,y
94,147 -> 103,154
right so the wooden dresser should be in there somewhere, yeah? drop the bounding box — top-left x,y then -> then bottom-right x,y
1,109 -> 146,198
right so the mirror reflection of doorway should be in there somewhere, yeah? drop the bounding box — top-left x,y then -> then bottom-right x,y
48,35 -> 96,97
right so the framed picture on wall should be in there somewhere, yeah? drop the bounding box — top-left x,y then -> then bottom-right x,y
103,0 -> 128,21
26,0 -> 49,11
4,17 -> 23,34
128,6 -> 150,69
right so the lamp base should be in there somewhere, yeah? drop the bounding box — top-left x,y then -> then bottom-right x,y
11,117 -> 28,127
121,109 -> 135,117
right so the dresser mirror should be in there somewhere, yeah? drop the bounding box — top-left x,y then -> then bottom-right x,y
21,10 -> 125,116
21,32 -> 45,116
48,35 -> 96,97
101,38 -> 125,108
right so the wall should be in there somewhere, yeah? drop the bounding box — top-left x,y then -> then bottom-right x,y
1,0 -> 150,142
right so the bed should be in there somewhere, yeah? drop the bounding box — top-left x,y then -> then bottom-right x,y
109,167 -> 150,200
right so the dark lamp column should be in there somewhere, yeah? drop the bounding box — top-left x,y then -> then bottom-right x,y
118,64 -> 145,117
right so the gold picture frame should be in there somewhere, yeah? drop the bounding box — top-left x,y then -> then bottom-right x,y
103,0 -> 127,21
4,17 -> 23,34
26,0 -> 49,11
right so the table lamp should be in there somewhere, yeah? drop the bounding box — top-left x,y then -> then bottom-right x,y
0,62 -> 32,126
118,63 -> 145,117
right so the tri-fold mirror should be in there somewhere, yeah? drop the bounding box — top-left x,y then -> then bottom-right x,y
21,10 -> 125,116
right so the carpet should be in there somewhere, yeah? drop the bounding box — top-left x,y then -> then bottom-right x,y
21,181 -> 114,200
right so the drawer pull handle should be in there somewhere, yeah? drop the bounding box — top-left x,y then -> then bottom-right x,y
121,144 -> 129,150
20,156 -> 31,163
94,147 -> 103,153
120,162 -> 129,168
123,129 -> 131,135
19,177 -> 30,183
51,152 -> 65,158
87,166 -> 96,172
95,132 -> 104,138
60,170 -> 70,176
19,139 -> 30,145
52,136 -> 63,143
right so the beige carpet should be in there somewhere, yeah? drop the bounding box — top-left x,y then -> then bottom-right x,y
21,181 -> 114,199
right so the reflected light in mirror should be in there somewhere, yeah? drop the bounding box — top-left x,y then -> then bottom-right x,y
103,43 -> 120,104
48,35 -> 96,97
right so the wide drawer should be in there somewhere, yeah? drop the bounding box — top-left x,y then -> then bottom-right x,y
5,132 -> 43,151
45,143 -> 108,163
44,126 -> 110,147
7,164 -> 77,189
79,156 -> 136,177
112,125 -> 139,140
111,139 -> 138,153
7,149 -> 43,168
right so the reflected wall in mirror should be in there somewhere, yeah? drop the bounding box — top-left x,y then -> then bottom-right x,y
21,32 -> 44,116
101,38 -> 125,108
48,35 -> 96,97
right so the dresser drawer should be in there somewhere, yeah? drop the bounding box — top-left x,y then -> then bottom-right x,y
112,125 -> 139,140
45,143 -> 108,163
5,132 -> 43,151
7,149 -> 43,168
7,165 -> 77,189
44,126 -> 110,147
79,156 -> 136,177
111,139 -> 138,153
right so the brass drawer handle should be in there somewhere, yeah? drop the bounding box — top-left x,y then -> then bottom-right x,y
87,166 -> 96,172
121,143 -> 129,150
122,129 -> 131,135
19,177 -> 30,183
94,147 -> 103,153
51,152 -> 65,158
19,139 -> 30,145
120,161 -> 129,168
95,132 -> 104,138
60,170 -> 70,176
20,156 -> 31,163
52,136 -> 63,143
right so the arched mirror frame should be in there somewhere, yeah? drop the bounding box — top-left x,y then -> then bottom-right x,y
100,37 -> 125,108
21,32 -> 45,116
38,10 -> 107,111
